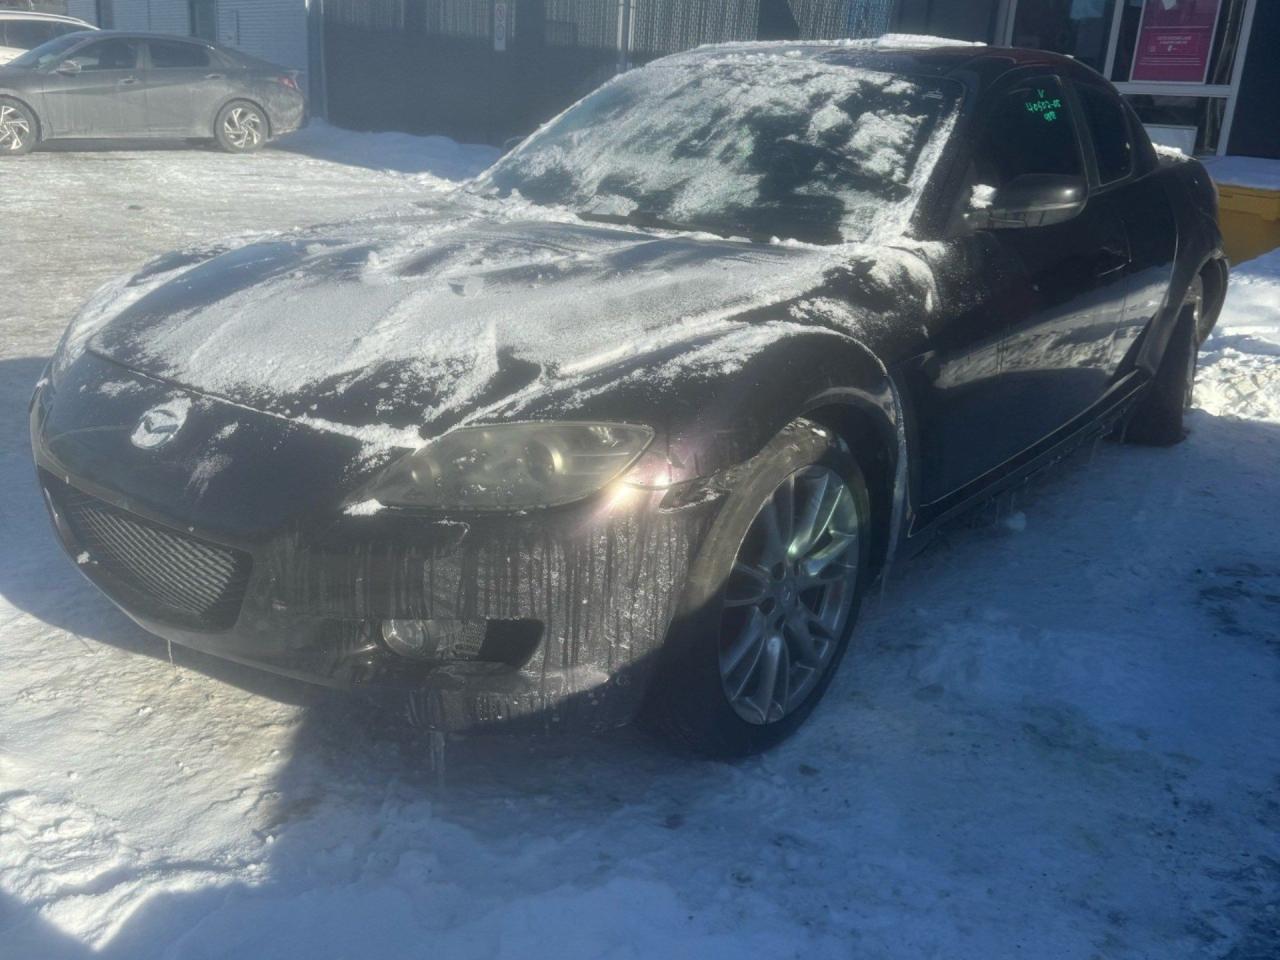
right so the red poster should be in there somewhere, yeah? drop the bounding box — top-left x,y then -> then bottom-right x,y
1130,0 -> 1224,83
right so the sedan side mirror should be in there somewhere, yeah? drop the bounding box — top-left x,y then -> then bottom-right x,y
55,59 -> 82,76
965,174 -> 1087,230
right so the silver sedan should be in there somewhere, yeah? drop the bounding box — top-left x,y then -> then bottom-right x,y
0,31 -> 305,156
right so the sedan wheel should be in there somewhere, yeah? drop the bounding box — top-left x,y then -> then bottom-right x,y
719,466 -> 860,725
215,102 -> 267,153
0,100 -> 35,157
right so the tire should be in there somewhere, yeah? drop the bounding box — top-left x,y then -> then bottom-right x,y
0,98 -> 37,157
645,419 -> 873,757
214,101 -> 268,154
1125,275 -> 1203,446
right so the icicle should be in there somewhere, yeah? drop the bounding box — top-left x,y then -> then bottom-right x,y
428,730 -> 447,788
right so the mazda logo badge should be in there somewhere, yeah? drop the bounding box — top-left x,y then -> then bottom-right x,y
131,401 -> 190,450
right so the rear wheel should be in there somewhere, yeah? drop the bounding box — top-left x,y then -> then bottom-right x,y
1125,275 -> 1203,446
215,101 -> 267,153
646,420 -> 872,757
0,98 -> 36,157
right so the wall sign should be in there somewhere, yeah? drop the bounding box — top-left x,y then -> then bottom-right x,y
1130,0 -> 1224,84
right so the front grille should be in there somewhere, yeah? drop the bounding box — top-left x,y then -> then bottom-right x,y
43,474 -> 251,630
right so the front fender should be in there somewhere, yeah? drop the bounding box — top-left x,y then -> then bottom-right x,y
505,324 -> 907,574
510,325 -> 900,482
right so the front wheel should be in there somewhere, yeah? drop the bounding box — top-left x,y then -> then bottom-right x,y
215,101 -> 268,153
0,98 -> 36,157
645,420 -> 872,757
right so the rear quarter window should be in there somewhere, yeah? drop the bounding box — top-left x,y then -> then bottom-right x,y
149,40 -> 211,69
1077,85 -> 1134,185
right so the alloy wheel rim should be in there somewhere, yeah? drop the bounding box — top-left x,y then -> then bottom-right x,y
223,108 -> 263,149
0,105 -> 30,152
718,465 -> 861,725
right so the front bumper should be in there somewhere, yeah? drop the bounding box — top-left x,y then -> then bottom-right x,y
30,364 -> 720,733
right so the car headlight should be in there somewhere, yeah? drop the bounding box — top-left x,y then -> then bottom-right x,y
364,421 -> 655,510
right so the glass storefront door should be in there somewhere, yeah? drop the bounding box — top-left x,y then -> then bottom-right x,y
1010,0 -> 1116,72
992,0 -> 1258,156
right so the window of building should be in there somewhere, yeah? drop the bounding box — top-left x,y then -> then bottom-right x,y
1111,0 -> 1248,84
149,39 -> 211,69
1011,0 -> 1116,73
1077,84 -> 1133,184
992,0 -> 1257,157
189,0 -> 217,43
1125,94 -> 1228,155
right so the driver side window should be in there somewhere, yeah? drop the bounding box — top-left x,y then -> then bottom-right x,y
963,75 -> 1084,218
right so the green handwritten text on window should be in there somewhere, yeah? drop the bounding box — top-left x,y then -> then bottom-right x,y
1024,88 -> 1063,123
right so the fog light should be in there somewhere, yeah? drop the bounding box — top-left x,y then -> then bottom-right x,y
381,619 -> 485,661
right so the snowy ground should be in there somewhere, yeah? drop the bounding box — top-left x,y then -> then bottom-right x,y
2,127 -> 1278,960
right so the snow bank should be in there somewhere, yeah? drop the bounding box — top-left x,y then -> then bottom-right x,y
1203,155 -> 1280,192
273,121 -> 500,182
1196,245 -> 1280,421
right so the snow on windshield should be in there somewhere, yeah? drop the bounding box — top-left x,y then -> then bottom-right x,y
480,51 -> 960,245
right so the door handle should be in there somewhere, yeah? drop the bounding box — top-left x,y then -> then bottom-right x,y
205,73 -> 225,80
119,76 -> 138,85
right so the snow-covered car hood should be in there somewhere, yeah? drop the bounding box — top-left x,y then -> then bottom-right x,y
83,205 -> 856,444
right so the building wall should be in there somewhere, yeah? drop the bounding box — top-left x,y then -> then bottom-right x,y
101,0 -> 191,33
64,1 -> 97,22
214,0 -> 308,70
63,0 -> 307,71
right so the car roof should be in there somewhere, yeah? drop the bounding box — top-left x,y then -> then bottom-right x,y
670,36 -> 1100,93
0,11 -> 94,24
62,30 -> 216,43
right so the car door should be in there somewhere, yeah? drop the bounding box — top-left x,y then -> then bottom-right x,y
1072,81 -> 1178,372
904,73 -> 1130,513
966,74 -> 1130,469
144,38 -> 220,136
39,37 -> 145,138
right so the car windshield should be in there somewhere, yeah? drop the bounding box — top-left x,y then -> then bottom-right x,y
9,33 -> 85,69
475,51 -> 961,245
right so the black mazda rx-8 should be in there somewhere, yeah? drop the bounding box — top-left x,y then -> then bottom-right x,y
31,39 -> 1227,756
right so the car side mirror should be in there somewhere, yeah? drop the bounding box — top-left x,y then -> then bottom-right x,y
55,59 -> 82,76
965,174 -> 1087,230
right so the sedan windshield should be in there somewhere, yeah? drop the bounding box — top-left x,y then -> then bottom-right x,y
476,51 -> 961,245
9,34 -> 86,70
